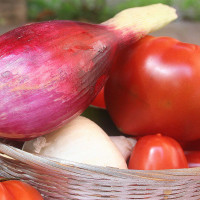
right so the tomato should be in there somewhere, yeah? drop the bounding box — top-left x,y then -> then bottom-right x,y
105,35 -> 200,142
185,151 -> 200,168
0,179 -> 43,200
180,139 -> 200,151
128,134 -> 188,170
91,87 -> 106,109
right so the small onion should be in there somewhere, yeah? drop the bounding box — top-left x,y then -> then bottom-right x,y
23,116 -> 128,169
110,136 -> 137,161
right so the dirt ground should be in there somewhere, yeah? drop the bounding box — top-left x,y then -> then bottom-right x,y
0,21 -> 200,45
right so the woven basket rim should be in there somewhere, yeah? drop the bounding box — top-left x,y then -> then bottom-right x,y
0,142 -> 200,200
0,142 -> 199,178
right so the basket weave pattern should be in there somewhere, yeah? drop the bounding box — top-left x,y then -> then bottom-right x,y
0,142 -> 199,200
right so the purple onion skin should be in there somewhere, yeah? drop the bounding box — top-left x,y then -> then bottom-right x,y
0,21 -> 118,140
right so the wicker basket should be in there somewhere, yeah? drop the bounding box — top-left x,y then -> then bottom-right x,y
0,142 -> 199,200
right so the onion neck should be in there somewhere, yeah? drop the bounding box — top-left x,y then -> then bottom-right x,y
102,4 -> 177,46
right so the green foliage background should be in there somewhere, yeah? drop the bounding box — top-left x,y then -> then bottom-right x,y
27,0 -> 200,23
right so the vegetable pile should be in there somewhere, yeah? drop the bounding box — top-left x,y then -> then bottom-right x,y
1,2 -> 200,198
0,4 -> 176,140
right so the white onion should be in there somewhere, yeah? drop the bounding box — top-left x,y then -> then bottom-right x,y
23,116 -> 128,169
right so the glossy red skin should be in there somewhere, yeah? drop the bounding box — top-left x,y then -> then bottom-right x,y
0,180 -> 43,200
90,87 -> 106,109
185,151 -> 200,168
128,134 -> 188,170
0,21 -> 119,140
105,35 -> 200,142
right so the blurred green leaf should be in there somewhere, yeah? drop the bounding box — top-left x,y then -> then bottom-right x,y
27,0 -> 200,23
175,0 -> 200,20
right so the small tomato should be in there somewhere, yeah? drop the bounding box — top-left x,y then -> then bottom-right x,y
180,139 -> 200,151
128,134 -> 188,170
91,87 -> 106,109
0,179 -> 43,200
185,151 -> 200,168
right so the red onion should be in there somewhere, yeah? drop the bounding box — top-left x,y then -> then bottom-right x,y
0,4 -> 177,140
